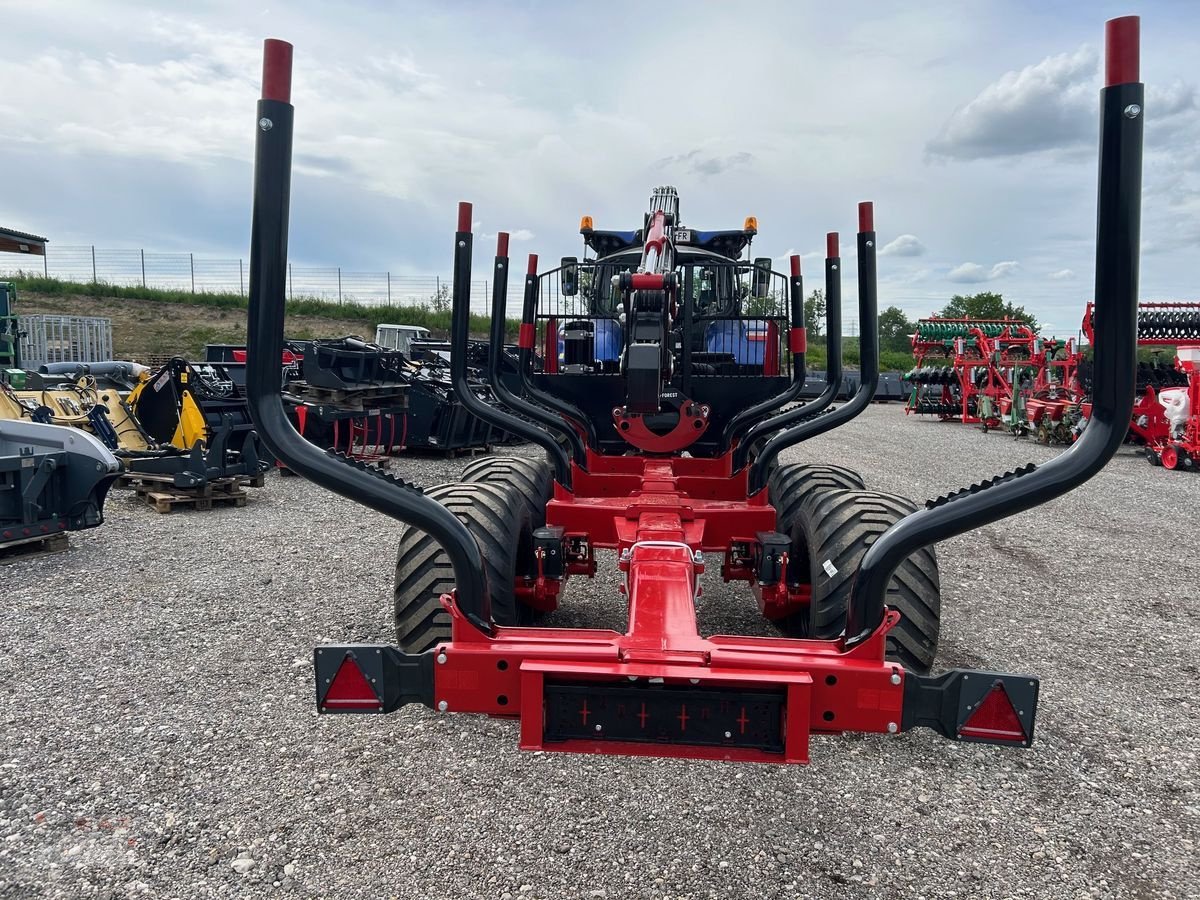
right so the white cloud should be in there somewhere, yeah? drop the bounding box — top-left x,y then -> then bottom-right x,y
1048,268 -> 1074,280
926,46 -> 1097,160
947,260 -> 1019,283
880,234 -> 925,257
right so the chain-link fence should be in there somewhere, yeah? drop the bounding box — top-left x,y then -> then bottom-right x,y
0,245 -> 518,314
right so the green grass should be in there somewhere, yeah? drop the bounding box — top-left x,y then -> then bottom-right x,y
11,275 -> 516,337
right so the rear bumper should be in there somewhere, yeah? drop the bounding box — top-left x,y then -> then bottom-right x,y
314,606 -> 1038,765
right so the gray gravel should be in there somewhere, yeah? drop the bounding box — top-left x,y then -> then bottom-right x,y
1,404 -> 1197,899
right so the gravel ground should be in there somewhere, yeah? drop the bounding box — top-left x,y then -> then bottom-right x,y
2,404 -> 1197,900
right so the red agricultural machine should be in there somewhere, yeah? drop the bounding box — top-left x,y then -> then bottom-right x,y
1084,301 -> 1200,469
245,17 -> 1144,764
904,318 -> 1082,440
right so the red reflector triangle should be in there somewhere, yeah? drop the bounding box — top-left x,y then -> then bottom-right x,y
961,683 -> 1026,742
324,656 -> 380,709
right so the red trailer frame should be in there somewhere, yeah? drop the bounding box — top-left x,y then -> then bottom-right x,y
243,17 -> 1145,764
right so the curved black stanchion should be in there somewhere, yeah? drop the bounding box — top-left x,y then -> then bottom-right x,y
845,16 -> 1144,648
734,234 -> 843,471
515,256 -> 598,452
244,40 -> 492,636
720,255 -> 807,453
447,209 -> 574,489
484,234 -> 580,480
748,211 -> 878,495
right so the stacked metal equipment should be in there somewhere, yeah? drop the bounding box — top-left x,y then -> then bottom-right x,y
221,335 -> 526,459
1,358 -> 268,492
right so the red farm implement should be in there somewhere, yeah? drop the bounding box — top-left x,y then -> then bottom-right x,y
244,18 -> 1144,764
1082,301 -> 1200,468
904,318 -> 1082,440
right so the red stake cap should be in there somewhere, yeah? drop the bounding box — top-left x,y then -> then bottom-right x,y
497,232 -> 510,258
826,232 -> 839,259
1104,16 -> 1140,87
323,656 -> 380,709
789,254 -> 801,277
261,39 -> 293,103
527,253 -> 539,276
858,202 -> 874,233
457,202 -> 473,234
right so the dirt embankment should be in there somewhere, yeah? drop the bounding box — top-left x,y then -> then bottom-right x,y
17,292 -> 380,361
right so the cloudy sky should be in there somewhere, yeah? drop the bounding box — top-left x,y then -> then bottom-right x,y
2,1 -> 1198,334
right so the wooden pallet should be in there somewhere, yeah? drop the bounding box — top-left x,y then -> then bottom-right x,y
129,477 -> 250,514
118,471 -> 266,490
287,380 -> 407,410
0,531 -> 69,564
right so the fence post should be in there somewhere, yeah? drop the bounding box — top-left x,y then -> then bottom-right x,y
43,254 -> 47,278
288,263 -> 293,301
91,245 -> 97,283
387,271 -> 391,304
240,259 -> 245,297
338,266 -> 342,303
141,249 -> 146,287
190,253 -> 195,293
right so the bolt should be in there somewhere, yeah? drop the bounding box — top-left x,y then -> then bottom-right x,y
724,731 -> 732,739
497,262 -> 505,270
890,672 -> 901,685
370,677 -> 377,684
689,678 -> 700,685
831,264 -> 839,271
436,652 -> 447,665
594,724 -> 602,733
887,722 -> 898,734
627,675 -> 637,682
437,700 -> 448,712
458,240 -> 466,248
866,240 -> 874,248
1124,103 -> 1142,119
258,117 -> 273,131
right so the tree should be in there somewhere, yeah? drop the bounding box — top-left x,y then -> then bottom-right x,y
878,305 -> 915,353
804,288 -> 826,338
429,283 -> 451,313
940,291 -> 1039,332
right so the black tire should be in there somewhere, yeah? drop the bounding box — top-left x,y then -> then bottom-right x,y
768,463 -> 866,534
394,481 -> 534,653
778,488 -> 941,673
460,455 -> 553,523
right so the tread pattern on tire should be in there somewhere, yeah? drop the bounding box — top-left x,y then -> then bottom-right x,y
768,463 -> 866,533
781,487 -> 941,673
394,481 -> 532,654
460,455 -> 553,523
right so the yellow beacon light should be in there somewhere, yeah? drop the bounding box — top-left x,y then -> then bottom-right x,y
580,215 -> 594,231
743,216 -> 758,234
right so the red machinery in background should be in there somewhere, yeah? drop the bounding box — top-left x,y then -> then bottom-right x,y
904,318 -> 1081,437
1082,301 -> 1200,466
